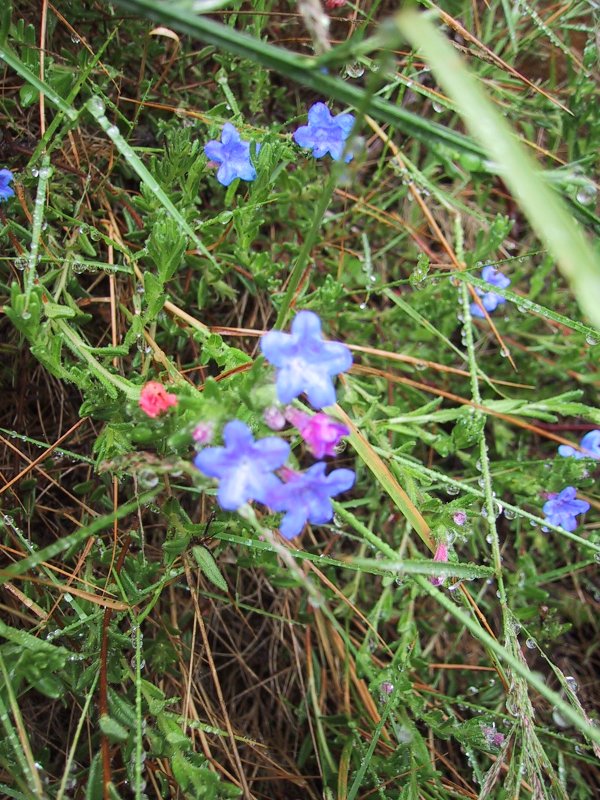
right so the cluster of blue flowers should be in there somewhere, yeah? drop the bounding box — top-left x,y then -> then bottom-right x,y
194,311 -> 355,539
204,103 -> 354,186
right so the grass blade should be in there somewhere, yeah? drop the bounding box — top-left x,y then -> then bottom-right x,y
395,9 -> 600,329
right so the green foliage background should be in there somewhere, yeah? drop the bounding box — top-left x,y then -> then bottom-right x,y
0,0 -> 599,798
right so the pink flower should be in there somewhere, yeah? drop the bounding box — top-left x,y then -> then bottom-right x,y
139,381 -> 178,418
286,408 -> 349,458
482,725 -> 505,748
192,421 -> 214,444
453,511 -> 467,526
430,541 -> 448,587
325,0 -> 346,8
263,406 -> 286,430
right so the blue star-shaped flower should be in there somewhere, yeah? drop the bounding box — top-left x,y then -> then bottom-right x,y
542,486 -> 590,532
558,429 -> 600,460
470,266 -> 511,318
204,123 -> 259,186
194,420 -> 289,510
293,102 -> 355,162
0,169 -> 15,202
260,310 -> 353,409
264,462 -> 355,539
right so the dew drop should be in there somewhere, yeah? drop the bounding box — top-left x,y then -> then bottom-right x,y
345,62 -> 365,78
565,676 -> 578,693
137,469 -> 159,489
87,96 -> 105,116
575,184 -> 597,205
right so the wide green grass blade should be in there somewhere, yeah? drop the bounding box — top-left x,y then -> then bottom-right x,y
395,9 -> 600,329
109,0 -> 485,159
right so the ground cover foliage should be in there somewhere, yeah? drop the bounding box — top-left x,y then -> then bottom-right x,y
0,0 -> 599,797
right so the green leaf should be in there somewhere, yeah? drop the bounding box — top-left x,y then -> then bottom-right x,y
147,215 -> 188,283
85,753 -> 103,800
43,301 -> 77,320
99,715 -> 129,743
143,271 -> 167,320
192,547 -> 228,592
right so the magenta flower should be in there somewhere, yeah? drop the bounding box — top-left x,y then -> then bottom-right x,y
453,511 -> 467,526
286,408 -> 349,458
482,725 -> 505,749
430,541 -> 449,586
260,311 -> 352,409
264,461 -> 355,539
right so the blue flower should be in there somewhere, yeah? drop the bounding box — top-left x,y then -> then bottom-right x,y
542,486 -> 590,532
260,310 -> 353,409
0,169 -> 15,202
204,123 -> 259,186
194,420 -> 289,510
264,462 -> 355,539
558,430 -> 600,460
470,266 -> 511,318
293,102 -> 355,162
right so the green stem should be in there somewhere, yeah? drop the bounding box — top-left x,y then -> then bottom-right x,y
459,282 -> 507,606
415,574 -> 600,747
275,170 -> 338,328
24,155 -> 52,311
54,319 -> 139,399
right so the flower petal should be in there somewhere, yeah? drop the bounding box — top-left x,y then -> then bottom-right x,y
204,141 -> 224,162
221,123 -> 241,145
250,436 -> 290,469
307,102 -> 332,127
291,310 -> 323,340
260,330 -> 296,365
216,161 -> 239,186
194,447 -> 230,478
222,420 -> 254,449
293,125 -> 316,149
279,506 -> 308,539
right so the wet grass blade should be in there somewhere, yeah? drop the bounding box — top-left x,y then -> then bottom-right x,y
396,9 -> 600,329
